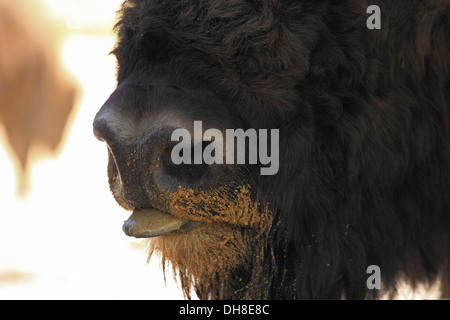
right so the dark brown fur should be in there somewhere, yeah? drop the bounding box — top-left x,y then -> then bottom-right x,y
99,0 -> 450,299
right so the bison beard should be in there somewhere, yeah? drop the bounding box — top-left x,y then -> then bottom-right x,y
94,0 -> 450,299
149,186 -> 273,299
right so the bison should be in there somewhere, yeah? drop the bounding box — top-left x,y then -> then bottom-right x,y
0,0 -> 77,194
93,0 -> 450,299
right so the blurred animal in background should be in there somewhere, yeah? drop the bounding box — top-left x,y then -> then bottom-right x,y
0,0 -> 77,194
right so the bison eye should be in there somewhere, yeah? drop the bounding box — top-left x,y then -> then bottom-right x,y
160,141 -> 212,186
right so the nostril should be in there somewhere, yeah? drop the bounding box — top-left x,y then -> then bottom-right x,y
159,141 -> 212,185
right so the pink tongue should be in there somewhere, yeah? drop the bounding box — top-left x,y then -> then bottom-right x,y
122,209 -> 188,238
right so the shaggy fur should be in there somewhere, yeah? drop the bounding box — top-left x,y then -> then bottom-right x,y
102,0 -> 450,299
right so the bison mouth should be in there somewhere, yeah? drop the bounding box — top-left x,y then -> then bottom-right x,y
122,208 -> 201,238
119,184 -> 273,299
120,184 -> 271,239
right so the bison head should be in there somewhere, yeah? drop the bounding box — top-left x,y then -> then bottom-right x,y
93,0 -> 450,299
